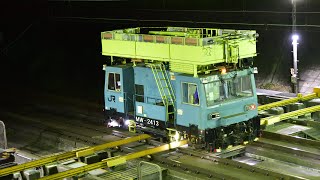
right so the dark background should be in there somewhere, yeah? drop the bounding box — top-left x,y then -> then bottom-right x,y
1,0 -> 320,103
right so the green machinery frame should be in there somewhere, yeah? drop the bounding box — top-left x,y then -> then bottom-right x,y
101,27 -> 258,76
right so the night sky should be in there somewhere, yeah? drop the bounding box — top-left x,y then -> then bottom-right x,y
1,0 -> 320,102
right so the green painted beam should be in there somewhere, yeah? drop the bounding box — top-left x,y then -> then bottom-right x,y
101,27 -> 257,75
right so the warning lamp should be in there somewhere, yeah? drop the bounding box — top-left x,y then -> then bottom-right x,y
219,67 -> 227,74
245,104 -> 257,111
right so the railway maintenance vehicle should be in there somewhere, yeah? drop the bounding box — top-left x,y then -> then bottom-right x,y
101,27 -> 260,151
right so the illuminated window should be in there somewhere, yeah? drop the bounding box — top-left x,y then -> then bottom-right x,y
182,82 -> 199,105
204,81 -> 223,106
204,75 -> 253,106
108,73 -> 121,91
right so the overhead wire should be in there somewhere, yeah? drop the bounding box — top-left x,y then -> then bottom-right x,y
52,16 -> 320,29
137,8 -> 320,14
49,1 -> 320,30
0,24 -> 33,56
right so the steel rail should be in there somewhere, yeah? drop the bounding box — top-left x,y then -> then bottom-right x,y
156,151 -> 240,180
262,131 -> 320,149
117,142 -> 235,180
176,147 -> 305,180
249,140 -> 320,160
39,140 -> 187,180
0,134 -> 151,177
152,155 -> 237,180
246,141 -> 320,169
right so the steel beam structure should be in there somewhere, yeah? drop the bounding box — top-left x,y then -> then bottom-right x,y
261,105 -> 320,126
258,93 -> 317,111
39,140 -> 187,180
258,87 -> 320,111
0,134 -> 151,177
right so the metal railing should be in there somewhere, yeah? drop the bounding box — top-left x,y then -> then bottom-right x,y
101,31 -> 213,46
138,161 -> 163,180
135,94 -> 164,106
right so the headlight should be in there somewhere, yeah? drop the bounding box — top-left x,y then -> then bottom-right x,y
125,120 -> 130,126
108,120 -> 119,127
245,104 -> 257,111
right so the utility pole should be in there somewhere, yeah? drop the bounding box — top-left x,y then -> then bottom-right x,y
292,0 -> 297,33
291,0 -> 299,94
0,120 -> 7,149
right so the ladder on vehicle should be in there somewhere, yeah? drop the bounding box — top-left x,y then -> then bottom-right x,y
148,63 -> 176,123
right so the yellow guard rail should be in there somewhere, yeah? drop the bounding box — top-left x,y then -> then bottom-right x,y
39,140 -> 187,180
0,134 -> 151,177
261,105 -> 320,126
258,87 -> 320,111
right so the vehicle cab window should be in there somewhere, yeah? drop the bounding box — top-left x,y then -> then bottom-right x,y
204,75 -> 253,106
108,73 -> 121,92
182,82 -> 199,105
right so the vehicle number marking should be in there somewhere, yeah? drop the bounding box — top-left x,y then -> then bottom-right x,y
147,119 -> 159,126
135,117 -> 160,127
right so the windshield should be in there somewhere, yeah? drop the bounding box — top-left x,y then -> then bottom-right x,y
204,75 -> 253,106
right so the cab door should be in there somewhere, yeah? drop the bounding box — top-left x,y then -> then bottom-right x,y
104,66 -> 134,115
105,69 -> 123,113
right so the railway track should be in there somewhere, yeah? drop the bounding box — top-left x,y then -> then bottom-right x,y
244,132 -> 320,179
143,130 -> 320,180
148,133 -> 320,180
98,129 -> 319,179
0,134 -> 154,178
5,127 -> 319,179
0,92 -> 111,146
2,112 -> 110,146
173,148 -> 303,179
1,90 -> 320,179
3,125 -> 316,179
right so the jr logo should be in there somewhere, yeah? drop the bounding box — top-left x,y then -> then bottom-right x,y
108,95 -> 116,102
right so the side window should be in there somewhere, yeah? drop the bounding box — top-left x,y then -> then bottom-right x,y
182,82 -> 199,105
135,84 -> 144,102
108,73 -> 121,92
204,81 -> 221,106
235,75 -> 253,96
108,73 -> 115,90
115,73 -> 121,90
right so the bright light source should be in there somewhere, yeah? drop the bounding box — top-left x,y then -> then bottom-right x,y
246,104 -> 257,111
291,0 -> 300,4
108,120 -> 120,127
292,34 -> 299,42
125,120 -> 130,126
174,131 -> 180,142
219,67 -> 227,74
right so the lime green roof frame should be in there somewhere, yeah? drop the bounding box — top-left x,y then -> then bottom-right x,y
101,27 -> 257,76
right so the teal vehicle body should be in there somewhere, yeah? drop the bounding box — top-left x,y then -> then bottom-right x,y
102,27 -> 260,149
104,65 -> 258,130
174,68 -> 258,130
